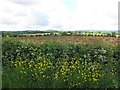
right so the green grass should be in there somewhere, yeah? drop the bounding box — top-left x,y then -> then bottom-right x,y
2,38 -> 119,88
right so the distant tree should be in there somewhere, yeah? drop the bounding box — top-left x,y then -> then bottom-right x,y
54,33 -> 58,36
6,32 -> 14,37
111,32 -> 116,37
68,31 -> 72,36
107,33 -> 111,37
78,31 -> 82,36
50,32 -> 54,36
13,34 -> 17,37
61,32 -> 68,36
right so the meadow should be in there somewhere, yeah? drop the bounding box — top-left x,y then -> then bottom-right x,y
2,36 -> 119,88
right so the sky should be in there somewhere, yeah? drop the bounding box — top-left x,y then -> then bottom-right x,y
0,0 -> 119,31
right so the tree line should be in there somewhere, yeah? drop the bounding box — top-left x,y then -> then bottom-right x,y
2,31 -> 119,37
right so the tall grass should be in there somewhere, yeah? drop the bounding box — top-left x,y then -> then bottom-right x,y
2,38 -> 119,88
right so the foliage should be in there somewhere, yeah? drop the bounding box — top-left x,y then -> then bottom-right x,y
2,38 -> 119,88
2,31 -> 120,37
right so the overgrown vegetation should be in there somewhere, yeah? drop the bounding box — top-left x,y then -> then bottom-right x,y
2,37 -> 119,88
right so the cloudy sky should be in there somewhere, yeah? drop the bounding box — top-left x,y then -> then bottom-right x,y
0,0 -> 119,31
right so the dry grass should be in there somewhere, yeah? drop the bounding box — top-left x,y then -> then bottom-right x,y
13,36 -> 119,46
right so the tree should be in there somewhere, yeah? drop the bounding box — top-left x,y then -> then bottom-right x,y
111,32 -> 116,37
61,32 -> 68,36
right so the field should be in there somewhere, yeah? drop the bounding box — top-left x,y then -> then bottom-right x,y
14,36 -> 118,46
2,36 -> 119,88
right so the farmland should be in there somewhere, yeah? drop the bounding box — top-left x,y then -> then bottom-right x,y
14,36 -> 118,46
2,31 -> 120,88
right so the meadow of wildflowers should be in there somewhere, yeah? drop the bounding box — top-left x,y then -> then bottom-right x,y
2,38 -> 119,88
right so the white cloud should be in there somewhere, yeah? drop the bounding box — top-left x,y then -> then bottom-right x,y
0,0 -> 119,31
9,0 -> 38,5
73,0 -> 119,30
